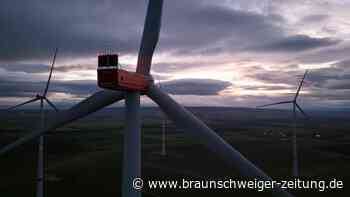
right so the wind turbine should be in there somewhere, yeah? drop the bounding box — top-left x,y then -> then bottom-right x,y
0,1 -> 293,197
7,48 -> 59,197
257,70 -> 309,177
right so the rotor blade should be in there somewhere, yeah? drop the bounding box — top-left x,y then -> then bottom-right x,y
146,84 -> 293,197
136,0 -> 163,75
256,101 -> 293,108
294,70 -> 308,100
43,48 -> 58,96
295,102 -> 309,119
44,97 -> 59,112
0,90 -> 125,155
7,97 -> 40,111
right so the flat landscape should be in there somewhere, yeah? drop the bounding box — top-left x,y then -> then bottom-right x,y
1,107 -> 349,196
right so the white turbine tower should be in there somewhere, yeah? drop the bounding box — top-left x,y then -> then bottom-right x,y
7,48 -> 59,197
257,70 -> 309,177
1,1 -> 294,197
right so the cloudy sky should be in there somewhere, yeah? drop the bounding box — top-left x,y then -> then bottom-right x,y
1,0 -> 350,110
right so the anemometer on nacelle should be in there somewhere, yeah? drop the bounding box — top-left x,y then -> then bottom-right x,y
97,54 -> 152,91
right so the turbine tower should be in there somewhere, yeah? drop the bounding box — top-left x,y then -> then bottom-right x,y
1,1 -> 293,197
7,48 -> 59,197
257,70 -> 309,177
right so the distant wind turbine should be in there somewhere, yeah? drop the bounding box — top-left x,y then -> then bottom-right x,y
7,48 -> 59,197
257,70 -> 309,177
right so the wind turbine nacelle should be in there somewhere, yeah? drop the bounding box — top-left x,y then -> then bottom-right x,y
97,54 -> 151,92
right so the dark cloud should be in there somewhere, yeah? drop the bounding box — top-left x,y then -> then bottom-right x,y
295,42 -> 350,64
324,79 -> 350,90
161,3 -> 286,55
307,63 -> 350,94
160,78 -> 231,95
305,60 -> 350,89
0,63 -> 97,74
0,79 -> 44,97
0,78 -> 99,98
307,68 -> 344,85
0,0 -> 145,62
307,89 -> 350,101
255,35 -> 340,52
0,0 -> 290,62
0,64 -> 49,73
301,14 -> 329,23
1,0 -> 337,64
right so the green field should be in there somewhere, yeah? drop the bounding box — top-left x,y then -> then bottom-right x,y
1,107 -> 349,196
